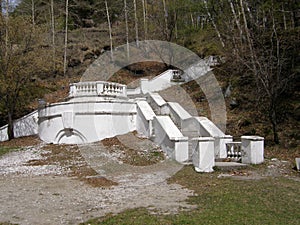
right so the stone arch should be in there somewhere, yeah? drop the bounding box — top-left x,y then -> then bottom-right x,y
55,128 -> 87,144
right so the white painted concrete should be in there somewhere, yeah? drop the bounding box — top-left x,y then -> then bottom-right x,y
136,100 -> 156,138
140,70 -> 176,94
147,92 -> 169,115
182,60 -> 211,82
182,116 -> 231,158
0,125 -> 8,141
127,87 -> 141,95
39,100 -> 136,144
69,81 -> 127,98
192,137 -> 215,172
214,135 -> 233,158
241,136 -> 264,164
0,65 -> 264,168
153,116 -> 188,163
194,117 -> 225,137
0,110 -> 38,142
167,102 -> 192,129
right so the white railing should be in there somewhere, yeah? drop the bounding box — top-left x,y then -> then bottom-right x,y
226,142 -> 242,161
69,81 -> 127,98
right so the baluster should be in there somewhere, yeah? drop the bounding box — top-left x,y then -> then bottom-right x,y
230,145 -> 234,159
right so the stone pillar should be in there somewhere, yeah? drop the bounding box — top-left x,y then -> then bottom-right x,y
215,135 -> 233,159
96,82 -> 103,95
241,136 -> 264,164
140,78 -> 149,94
69,84 -> 77,97
174,138 -> 189,163
192,137 -> 215,172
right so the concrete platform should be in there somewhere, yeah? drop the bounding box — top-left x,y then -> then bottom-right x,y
215,162 -> 247,171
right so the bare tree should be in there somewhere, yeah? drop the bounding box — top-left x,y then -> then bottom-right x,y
142,0 -> 147,40
50,0 -> 56,71
203,0 -> 225,47
133,0 -> 139,46
5,0 -> 9,57
124,0 -> 130,59
210,0 -> 299,143
105,0 -> 114,61
162,0 -> 168,40
63,0 -> 68,76
31,0 -> 35,26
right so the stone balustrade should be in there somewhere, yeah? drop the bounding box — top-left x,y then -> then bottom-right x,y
69,81 -> 127,98
226,141 -> 242,161
225,136 -> 264,164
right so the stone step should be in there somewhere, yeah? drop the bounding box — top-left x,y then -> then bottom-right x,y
214,161 -> 247,171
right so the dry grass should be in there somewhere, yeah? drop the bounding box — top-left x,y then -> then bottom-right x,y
0,135 -> 41,148
108,61 -> 167,87
25,143 -> 118,188
102,136 -> 164,167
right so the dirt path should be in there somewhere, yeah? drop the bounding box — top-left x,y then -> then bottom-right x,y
0,137 -> 196,225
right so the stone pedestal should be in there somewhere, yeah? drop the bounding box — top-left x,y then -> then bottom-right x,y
140,78 -> 149,94
215,135 -> 233,159
241,136 -> 264,164
192,137 -> 215,172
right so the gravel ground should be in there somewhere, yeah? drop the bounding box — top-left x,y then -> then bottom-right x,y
0,136 -> 196,225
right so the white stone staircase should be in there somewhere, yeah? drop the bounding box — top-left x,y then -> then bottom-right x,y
0,57 -> 264,172
136,91 -> 264,172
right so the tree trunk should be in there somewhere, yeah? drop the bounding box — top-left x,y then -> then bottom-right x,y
63,0 -> 69,76
162,0 -> 169,40
31,0 -> 35,26
282,4 -> 287,30
133,0 -> 139,46
50,0 -> 56,71
124,0 -> 130,59
5,0 -> 9,58
7,111 -> 14,140
228,0 -> 243,41
105,0 -> 114,61
190,13 -> 194,28
203,0 -> 225,47
142,0 -> 147,40
270,109 -> 279,144
174,10 -> 177,39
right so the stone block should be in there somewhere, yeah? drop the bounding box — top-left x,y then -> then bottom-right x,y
192,137 -> 215,172
241,136 -> 264,164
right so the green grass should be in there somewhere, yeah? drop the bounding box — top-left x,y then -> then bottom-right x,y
0,146 -> 19,157
82,166 -> 300,225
